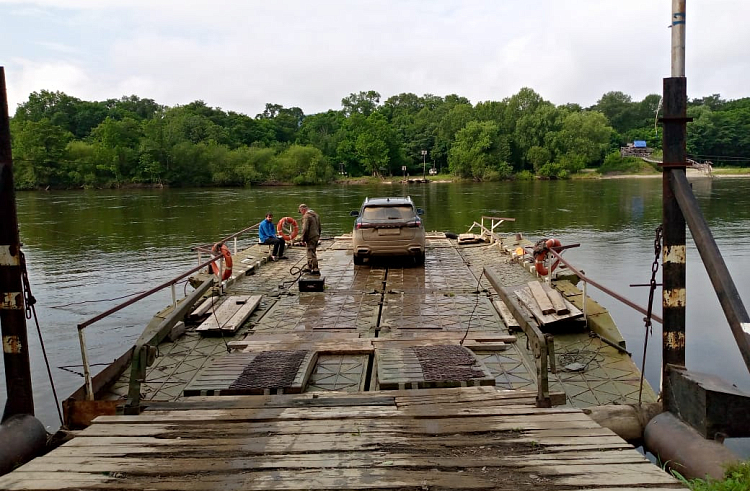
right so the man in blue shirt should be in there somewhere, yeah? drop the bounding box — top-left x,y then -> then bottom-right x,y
259,212 -> 286,260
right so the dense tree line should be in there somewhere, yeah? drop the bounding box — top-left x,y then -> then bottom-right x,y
9,88 -> 749,189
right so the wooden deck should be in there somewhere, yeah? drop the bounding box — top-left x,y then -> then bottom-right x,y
3,232 -> 678,490
1,387 -> 683,490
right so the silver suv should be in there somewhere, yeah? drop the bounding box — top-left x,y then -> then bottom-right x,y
350,196 -> 425,265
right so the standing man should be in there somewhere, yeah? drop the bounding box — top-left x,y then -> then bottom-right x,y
259,212 -> 286,260
298,203 -> 321,275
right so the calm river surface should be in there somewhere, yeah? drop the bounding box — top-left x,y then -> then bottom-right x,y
3,177 -> 750,443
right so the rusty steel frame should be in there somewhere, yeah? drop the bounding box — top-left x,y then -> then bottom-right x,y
670,171 -> 750,373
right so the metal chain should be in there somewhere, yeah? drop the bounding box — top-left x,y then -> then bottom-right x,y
639,225 -> 663,404
19,250 -> 64,425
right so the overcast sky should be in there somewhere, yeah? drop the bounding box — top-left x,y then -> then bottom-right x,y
2,1 -> 748,117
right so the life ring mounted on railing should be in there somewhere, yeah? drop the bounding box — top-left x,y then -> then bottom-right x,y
210,242 -> 233,281
533,238 -> 561,276
276,217 -> 299,241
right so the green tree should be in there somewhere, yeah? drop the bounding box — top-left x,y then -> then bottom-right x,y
341,91 -> 381,117
551,111 -> 613,172
10,118 -> 73,187
89,117 -> 143,184
449,121 -> 512,180
593,91 -> 637,135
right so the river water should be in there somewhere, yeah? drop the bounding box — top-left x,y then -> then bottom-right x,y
3,178 -> 750,446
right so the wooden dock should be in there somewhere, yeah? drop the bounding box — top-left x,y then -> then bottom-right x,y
1,232 -> 679,489
0,387 -> 683,490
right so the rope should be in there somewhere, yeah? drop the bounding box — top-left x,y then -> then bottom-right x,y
50,279 -> 191,310
459,250 -> 486,347
278,265 -> 305,291
210,292 -> 231,353
20,251 -> 63,425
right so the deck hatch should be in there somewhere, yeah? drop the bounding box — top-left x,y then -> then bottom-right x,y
183,350 -> 315,396
376,345 -> 495,390
230,350 -> 308,390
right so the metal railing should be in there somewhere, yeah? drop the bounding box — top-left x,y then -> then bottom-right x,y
467,216 -> 516,243
545,248 -> 664,326
76,224 -> 263,401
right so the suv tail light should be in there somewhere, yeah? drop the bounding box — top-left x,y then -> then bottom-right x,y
407,218 -> 422,227
356,222 -> 375,229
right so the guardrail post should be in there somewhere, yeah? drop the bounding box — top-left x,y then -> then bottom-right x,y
660,76 -> 688,412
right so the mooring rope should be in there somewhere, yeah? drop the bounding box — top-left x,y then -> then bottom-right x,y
20,250 -> 64,425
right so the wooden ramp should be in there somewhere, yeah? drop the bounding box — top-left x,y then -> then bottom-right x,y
1,387 -> 684,490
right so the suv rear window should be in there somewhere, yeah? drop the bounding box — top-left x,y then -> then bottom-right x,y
362,205 -> 414,220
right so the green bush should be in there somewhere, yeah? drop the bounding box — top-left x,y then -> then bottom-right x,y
599,151 -> 658,174
675,461 -> 750,491
515,170 -> 535,180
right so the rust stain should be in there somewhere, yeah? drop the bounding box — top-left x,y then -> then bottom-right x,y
1,292 -> 23,310
663,245 -> 687,264
0,245 -> 20,266
663,288 -> 686,307
664,331 -> 686,349
3,335 -> 22,354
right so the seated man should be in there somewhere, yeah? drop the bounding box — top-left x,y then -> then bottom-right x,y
259,212 -> 286,260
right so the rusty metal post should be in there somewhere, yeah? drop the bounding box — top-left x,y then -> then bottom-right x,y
660,76 -> 688,411
660,0 -> 689,413
0,67 -> 35,420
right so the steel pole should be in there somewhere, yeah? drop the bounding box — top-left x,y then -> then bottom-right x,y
671,0 -> 686,78
661,75 -> 688,412
0,67 -> 35,420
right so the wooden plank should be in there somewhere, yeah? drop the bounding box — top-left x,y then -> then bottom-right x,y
462,339 -> 509,351
188,296 -> 215,319
93,404 -> 583,424
195,295 -> 251,333
492,299 -> 520,330
515,287 -> 583,326
222,294 -> 262,332
0,469 -> 496,490
80,414 -> 600,438
542,283 -> 570,315
18,452 -> 656,476
528,281 -> 555,314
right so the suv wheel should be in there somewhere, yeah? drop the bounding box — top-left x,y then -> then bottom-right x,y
415,251 -> 425,266
353,254 -> 365,265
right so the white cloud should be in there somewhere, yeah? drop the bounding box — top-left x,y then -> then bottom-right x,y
2,0 -> 749,115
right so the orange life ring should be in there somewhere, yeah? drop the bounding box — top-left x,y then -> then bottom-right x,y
276,217 -> 299,241
210,242 -> 233,281
534,238 -> 561,276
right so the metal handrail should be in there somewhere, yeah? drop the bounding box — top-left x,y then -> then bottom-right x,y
77,256 -> 219,332
670,171 -> 750,373
76,255 -> 221,400
76,222 -> 263,401
192,222 -> 262,254
546,248 -> 664,326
